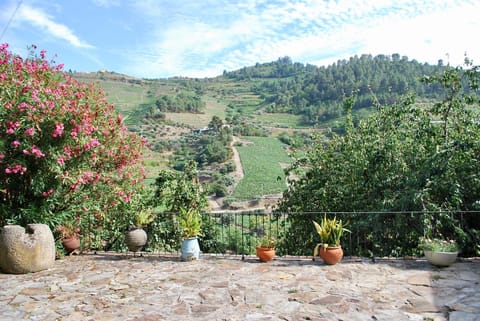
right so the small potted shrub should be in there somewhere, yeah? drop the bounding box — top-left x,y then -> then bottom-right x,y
256,232 -> 276,262
312,214 -> 350,265
125,209 -> 156,253
419,237 -> 459,267
178,207 -> 202,261
56,221 -> 81,254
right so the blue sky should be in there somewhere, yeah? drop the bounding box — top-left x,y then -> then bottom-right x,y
1,0 -> 479,78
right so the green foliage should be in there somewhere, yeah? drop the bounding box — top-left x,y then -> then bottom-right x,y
209,182 -> 228,197
154,91 -> 205,113
153,160 -> 208,214
134,209 -> 156,228
144,212 -> 180,252
171,116 -> 233,169
227,54 -> 446,125
198,214 -> 224,253
312,215 -> 350,247
277,60 -> 480,256
419,237 -> 458,253
178,207 -> 202,238
233,136 -> 291,199
257,231 -> 276,248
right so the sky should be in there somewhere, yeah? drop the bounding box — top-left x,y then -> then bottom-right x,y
1,0 -> 479,79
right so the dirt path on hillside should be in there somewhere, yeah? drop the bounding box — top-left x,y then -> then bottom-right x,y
208,136 -> 244,212
230,136 -> 244,183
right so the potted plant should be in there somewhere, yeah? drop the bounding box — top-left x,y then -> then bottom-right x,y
312,214 -> 350,265
125,209 -> 155,253
419,237 -> 459,267
178,207 -> 202,261
56,221 -> 81,254
256,232 -> 276,262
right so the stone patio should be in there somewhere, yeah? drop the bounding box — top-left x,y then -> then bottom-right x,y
0,253 -> 479,320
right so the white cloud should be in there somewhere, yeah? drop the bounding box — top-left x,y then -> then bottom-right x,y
91,0 -> 120,8
121,0 -> 480,77
17,4 -> 94,49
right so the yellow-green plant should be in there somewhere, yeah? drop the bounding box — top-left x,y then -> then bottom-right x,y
135,209 -> 156,228
257,231 -> 276,249
178,207 -> 202,238
312,214 -> 350,248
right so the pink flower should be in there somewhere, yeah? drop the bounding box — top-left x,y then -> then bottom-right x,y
25,128 -> 35,136
6,121 -> 20,134
5,164 -> 27,175
31,146 -> 45,158
84,138 -> 100,151
51,123 -> 64,138
42,189 -> 54,197
57,157 -> 65,166
11,141 -> 20,148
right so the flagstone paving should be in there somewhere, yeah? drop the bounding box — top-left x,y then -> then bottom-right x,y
0,253 -> 479,321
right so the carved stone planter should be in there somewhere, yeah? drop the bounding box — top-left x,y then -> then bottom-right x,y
0,224 -> 55,274
424,250 -> 458,267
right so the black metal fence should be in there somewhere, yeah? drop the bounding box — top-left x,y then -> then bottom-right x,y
117,211 -> 479,258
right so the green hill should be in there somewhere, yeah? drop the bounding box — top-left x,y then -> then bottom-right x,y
72,54 -> 447,207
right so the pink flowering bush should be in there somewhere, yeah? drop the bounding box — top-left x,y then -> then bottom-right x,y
0,44 -> 146,247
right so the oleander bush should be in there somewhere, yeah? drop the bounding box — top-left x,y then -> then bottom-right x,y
0,44 -> 146,249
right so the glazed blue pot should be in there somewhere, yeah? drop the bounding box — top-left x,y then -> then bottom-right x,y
180,237 -> 200,261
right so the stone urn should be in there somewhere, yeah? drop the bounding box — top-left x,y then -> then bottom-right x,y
125,228 -> 147,253
0,224 -> 56,274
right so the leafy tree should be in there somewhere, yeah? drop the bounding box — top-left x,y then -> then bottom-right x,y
276,60 -> 480,256
153,160 -> 208,213
153,160 -> 220,250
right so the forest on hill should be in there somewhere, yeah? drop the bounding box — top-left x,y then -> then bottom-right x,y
73,53 -> 454,208
225,54 -> 446,125
77,53 -> 448,131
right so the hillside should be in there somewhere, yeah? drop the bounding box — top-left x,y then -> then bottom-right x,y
74,54 -> 445,130
72,54 -> 447,210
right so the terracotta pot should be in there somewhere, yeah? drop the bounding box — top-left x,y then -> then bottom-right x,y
62,235 -> 80,254
319,246 -> 343,265
125,228 -> 147,252
256,246 -> 275,262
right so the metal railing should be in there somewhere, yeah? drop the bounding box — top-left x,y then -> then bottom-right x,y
108,211 -> 479,258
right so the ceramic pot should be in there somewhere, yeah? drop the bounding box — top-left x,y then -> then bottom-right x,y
62,236 -> 80,253
320,246 -> 344,265
424,250 -> 458,267
125,228 -> 147,252
256,246 -> 275,262
180,237 -> 200,261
